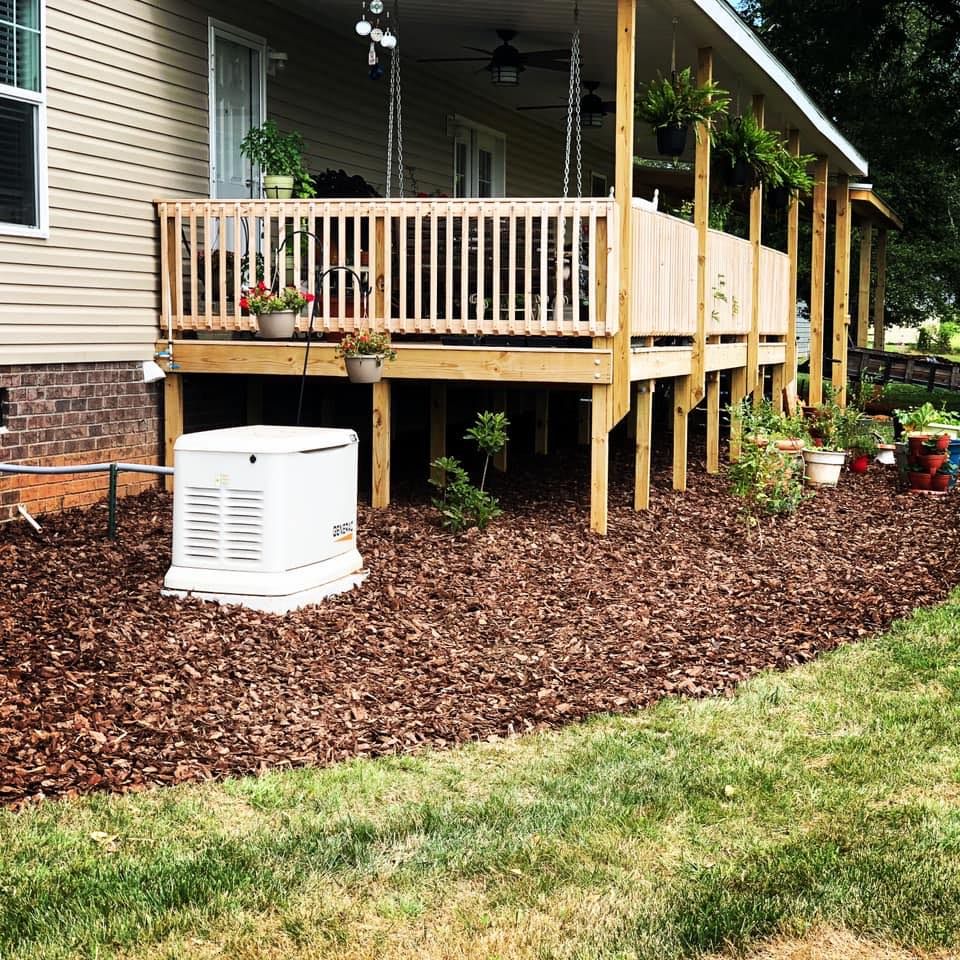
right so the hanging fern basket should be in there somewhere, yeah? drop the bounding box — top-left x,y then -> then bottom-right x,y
656,123 -> 689,157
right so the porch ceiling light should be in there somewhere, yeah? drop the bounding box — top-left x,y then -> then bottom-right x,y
581,89 -> 605,128
489,38 -> 524,86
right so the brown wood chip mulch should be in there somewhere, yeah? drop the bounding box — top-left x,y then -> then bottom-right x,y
1,452 -> 959,808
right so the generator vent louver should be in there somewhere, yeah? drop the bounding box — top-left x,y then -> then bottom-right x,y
182,485 -> 264,564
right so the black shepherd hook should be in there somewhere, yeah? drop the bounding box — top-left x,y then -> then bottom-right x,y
272,230 -> 372,425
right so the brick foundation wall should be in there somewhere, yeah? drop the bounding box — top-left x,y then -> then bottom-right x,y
0,362 -> 163,522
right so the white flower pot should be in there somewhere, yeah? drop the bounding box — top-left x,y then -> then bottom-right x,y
264,175 -> 294,199
802,447 -> 846,486
344,355 -> 385,384
257,310 -> 298,339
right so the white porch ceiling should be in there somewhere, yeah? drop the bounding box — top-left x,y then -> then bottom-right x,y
279,0 -> 867,176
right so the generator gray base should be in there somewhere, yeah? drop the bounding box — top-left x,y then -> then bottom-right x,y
163,570 -> 367,614
163,548 -> 366,614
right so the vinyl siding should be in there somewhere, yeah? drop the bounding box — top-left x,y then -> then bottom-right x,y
0,0 -> 613,364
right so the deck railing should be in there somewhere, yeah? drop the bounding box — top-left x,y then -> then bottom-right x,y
628,204 -> 790,339
630,204 -> 697,337
157,198 -> 620,338
758,246 -> 791,335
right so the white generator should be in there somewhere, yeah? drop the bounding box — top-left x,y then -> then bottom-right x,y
163,425 -> 366,613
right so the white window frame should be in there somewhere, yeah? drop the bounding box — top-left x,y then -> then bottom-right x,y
452,116 -> 506,198
207,18 -> 267,199
0,0 -> 48,238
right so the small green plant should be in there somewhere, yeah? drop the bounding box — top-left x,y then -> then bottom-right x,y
728,442 -> 805,535
335,329 -> 397,360
895,401 -> 939,433
430,412 -> 509,533
240,120 -> 315,198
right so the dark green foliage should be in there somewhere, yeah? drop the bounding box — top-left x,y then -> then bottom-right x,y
741,0 -> 960,325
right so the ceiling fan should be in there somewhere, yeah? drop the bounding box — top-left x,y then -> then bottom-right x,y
417,29 -> 570,87
517,81 -> 616,128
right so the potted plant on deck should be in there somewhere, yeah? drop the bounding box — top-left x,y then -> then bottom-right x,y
240,282 -> 314,339
635,67 -> 729,157
336,329 -> 397,384
240,120 -> 315,199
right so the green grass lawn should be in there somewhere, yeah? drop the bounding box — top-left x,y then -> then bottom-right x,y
4,595 -> 960,960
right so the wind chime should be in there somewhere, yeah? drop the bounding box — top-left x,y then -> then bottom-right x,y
355,0 -> 397,79
354,0 -> 403,197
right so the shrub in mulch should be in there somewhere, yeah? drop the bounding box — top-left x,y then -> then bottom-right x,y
1,451 -> 958,808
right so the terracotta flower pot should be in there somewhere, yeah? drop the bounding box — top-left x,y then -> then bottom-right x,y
849,453 -> 870,474
931,472 -> 951,492
934,433 -> 950,452
775,438 -> 805,454
909,471 -> 932,491
920,452 -> 947,474
908,434 -> 931,461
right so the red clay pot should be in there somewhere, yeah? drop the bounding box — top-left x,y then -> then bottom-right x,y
934,433 -> 951,452
920,453 -> 947,474
849,454 -> 870,473
909,471 -> 932,490
908,434 -> 931,460
931,472 -> 951,492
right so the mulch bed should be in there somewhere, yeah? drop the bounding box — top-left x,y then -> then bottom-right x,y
1,450 -> 959,808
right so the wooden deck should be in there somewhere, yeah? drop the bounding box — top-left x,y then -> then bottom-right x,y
156,196 -> 794,534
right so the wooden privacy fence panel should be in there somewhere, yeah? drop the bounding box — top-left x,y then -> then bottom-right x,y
630,204 -> 697,336
758,246 -> 791,335
706,229 -> 753,336
157,198 -> 619,338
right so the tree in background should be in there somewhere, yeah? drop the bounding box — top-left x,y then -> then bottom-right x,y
741,0 -> 960,326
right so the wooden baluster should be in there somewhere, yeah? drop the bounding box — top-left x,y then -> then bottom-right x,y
491,205 -> 501,334
445,202 -> 454,333
507,201 -> 517,334
539,203 -> 549,333
429,203 -> 438,332
524,204 -> 533,332
460,206 -> 469,333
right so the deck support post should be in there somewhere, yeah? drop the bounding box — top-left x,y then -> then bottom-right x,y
785,129 -> 801,400
771,364 -> 785,413
672,376 -> 690,491
857,222 -> 874,348
689,46 -> 713,409
609,0 -> 637,424
535,391 -> 549,455
163,372 -> 183,493
706,371 -> 721,474
729,366 -> 747,462
372,379 -> 391,508
831,173 -> 852,405
809,156 -> 829,405
748,94 -> 765,404
634,379 -> 654,510
493,390 -> 508,473
429,383 -> 446,484
590,383 -> 611,534
873,229 -> 888,350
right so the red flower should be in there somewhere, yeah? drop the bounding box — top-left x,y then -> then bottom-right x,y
256,281 -> 267,292
304,292 -> 315,302
239,297 -> 249,310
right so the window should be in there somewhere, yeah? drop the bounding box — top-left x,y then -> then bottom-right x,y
0,0 -> 45,235
453,120 -> 505,198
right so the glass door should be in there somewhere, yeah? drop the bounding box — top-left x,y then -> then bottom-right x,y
209,21 -> 265,199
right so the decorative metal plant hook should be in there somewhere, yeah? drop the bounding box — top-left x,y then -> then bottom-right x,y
272,230 -> 371,426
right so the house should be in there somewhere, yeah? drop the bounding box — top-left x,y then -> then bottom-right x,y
0,0 -> 888,532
